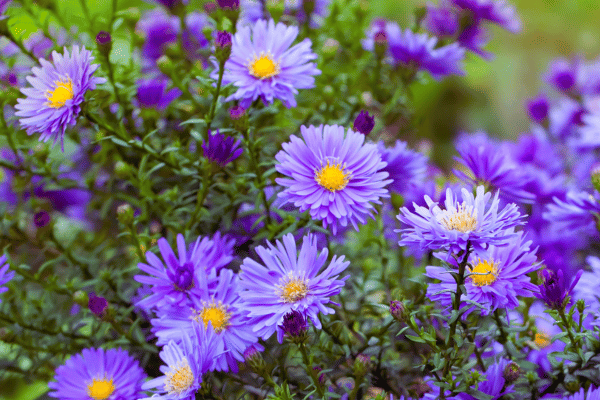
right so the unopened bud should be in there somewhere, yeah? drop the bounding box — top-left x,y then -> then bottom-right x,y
116,204 -> 134,225
390,300 -> 407,322
281,310 -> 308,344
374,30 -> 387,59
114,161 -> 131,179
73,290 -> 89,307
34,211 -> 50,228
156,55 -> 174,75
503,362 -> 520,384
353,354 -> 372,377
88,293 -> 108,317
353,110 -> 375,135
96,31 -> 112,58
229,105 -> 248,131
244,346 -> 266,373
216,0 -> 239,10
215,31 -> 232,64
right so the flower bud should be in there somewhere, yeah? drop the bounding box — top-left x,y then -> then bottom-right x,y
73,290 -> 89,307
114,160 -> 131,179
215,31 -> 232,64
88,293 -> 108,317
353,110 -> 375,135
204,1 -> 217,14
526,94 -> 549,123
156,55 -> 174,76
353,354 -> 372,377
313,365 -> 326,385
216,0 -> 239,10
390,300 -> 406,323
229,105 -> 248,131
281,310 -> 308,344
374,30 -> 387,59
564,379 -> 580,394
117,204 -> 134,225
503,362 -> 521,384
244,346 -> 267,373
34,211 -> 50,228
96,31 -> 112,58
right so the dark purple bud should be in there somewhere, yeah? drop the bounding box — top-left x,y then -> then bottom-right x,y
229,105 -> 246,120
33,211 -> 50,228
313,365 -> 326,385
353,110 -> 375,135
166,261 -> 195,291
202,129 -> 243,167
281,310 -> 308,343
96,31 -> 112,58
88,293 -> 108,317
390,300 -> 406,322
535,269 -> 583,310
216,0 -> 239,10
526,94 -> 549,122
3,72 -> 17,86
546,59 -> 577,92
215,30 -> 232,63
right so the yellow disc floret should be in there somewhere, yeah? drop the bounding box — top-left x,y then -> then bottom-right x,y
315,160 -> 351,192
439,203 -> 477,233
165,358 -> 195,395
277,277 -> 309,303
534,332 -> 551,349
193,301 -> 231,333
46,78 -> 74,108
469,259 -> 499,286
248,53 -> 280,79
87,377 -> 115,400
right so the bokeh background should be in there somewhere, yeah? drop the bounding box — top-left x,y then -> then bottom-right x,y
1,0 -> 599,398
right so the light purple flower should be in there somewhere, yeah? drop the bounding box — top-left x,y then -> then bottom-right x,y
275,124 -> 391,234
214,19 -> 320,108
15,46 -> 106,150
377,140 -> 428,195
543,190 -> 600,234
450,0 -> 521,33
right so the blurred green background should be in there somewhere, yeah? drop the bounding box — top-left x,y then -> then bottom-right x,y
1,0 -> 600,398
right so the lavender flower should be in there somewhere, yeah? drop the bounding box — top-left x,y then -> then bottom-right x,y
0,255 -> 13,304
389,29 -> 465,80
239,233 -> 349,342
214,19 -> 320,108
216,0 -> 240,9
15,46 -> 106,150
48,348 -> 146,400
275,124 -> 391,234
377,140 -> 428,195
397,186 -> 524,254
536,268 -> 583,310
546,58 -> 579,92
527,94 -> 550,122
424,1 -> 459,37
457,22 -> 492,59
202,130 -> 243,167
450,0 -> 521,33
136,78 -> 182,110
141,325 -> 218,400
136,9 -> 179,61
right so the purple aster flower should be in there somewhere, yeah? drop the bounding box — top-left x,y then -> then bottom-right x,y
397,186 -> 524,254
134,232 -> 235,310
457,22 -> 493,59
450,0 -> 521,33
424,1 -> 459,37
151,268 -> 262,373
426,230 -> 539,315
353,110 -> 375,135
239,233 -> 349,342
202,130 -> 243,167
453,132 -> 536,204
137,9 -> 180,61
542,190 -> 600,234
48,348 -> 146,400
574,256 -> 600,324
549,97 -> 585,140
536,268 -> 583,310
182,12 -> 213,63
284,0 -> 331,28
213,19 -> 321,108
362,19 -> 402,63
141,324 -> 218,400
136,78 -> 182,110
545,58 -> 579,92
455,359 -> 515,399
527,94 -> 550,122
377,140 -> 428,195
275,124 -> 391,234
0,255 -> 13,303
15,46 -> 106,151
88,293 -> 108,317
388,29 -> 465,80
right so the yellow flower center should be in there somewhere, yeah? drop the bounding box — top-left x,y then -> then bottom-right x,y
193,301 -> 231,333
315,160 -> 351,192
439,203 -> 477,233
87,377 -> 115,400
469,259 -> 498,286
277,277 -> 309,303
534,332 -> 551,349
248,53 -> 280,79
165,358 -> 195,395
46,78 -> 74,108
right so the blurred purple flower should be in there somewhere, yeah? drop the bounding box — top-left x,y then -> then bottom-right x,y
377,140 -> 428,195
136,78 -> 182,110
536,268 -> 583,310
202,130 -> 243,167
88,293 -> 108,317
450,0 -> 521,33
526,94 -> 550,122
546,58 -> 579,92
424,1 -> 459,37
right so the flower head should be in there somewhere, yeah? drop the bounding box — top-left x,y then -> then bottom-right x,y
216,0 -> 240,9
214,19 -> 320,108
424,2 -> 459,37
48,348 -> 146,400
455,359 -> 515,399
574,256 -> 600,324
526,94 -> 549,122
136,78 -> 182,110
280,310 -> 308,342
542,190 -> 600,235
239,233 -> 349,342
426,231 -> 539,315
15,46 -> 105,150
141,324 -> 217,400
377,140 -> 428,195
397,186 -> 524,254
134,233 -> 235,310
536,268 -> 583,310
0,255 -> 13,303
276,124 -> 391,234
151,269 -> 262,373
546,58 -> 579,92
450,0 -> 521,33
202,130 -> 243,167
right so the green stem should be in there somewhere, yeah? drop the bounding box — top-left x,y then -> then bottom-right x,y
298,343 -> 325,398
206,60 -> 226,137
186,162 -> 212,231
558,308 -> 577,348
